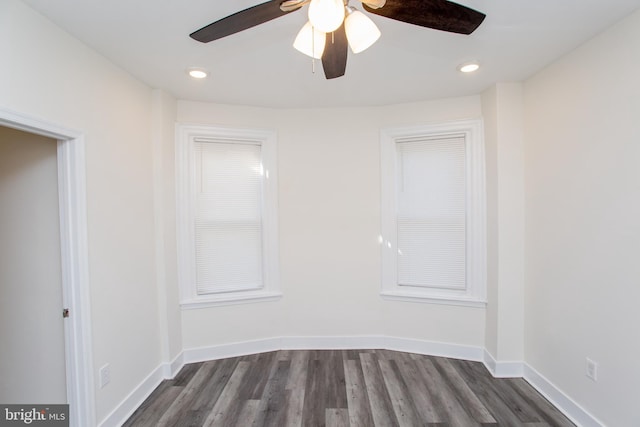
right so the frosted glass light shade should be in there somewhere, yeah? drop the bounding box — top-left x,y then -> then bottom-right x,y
293,21 -> 326,59
345,9 -> 381,53
308,0 -> 345,33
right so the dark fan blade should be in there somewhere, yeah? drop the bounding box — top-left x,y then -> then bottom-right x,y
321,23 -> 348,79
190,1 -> 297,43
363,0 -> 485,35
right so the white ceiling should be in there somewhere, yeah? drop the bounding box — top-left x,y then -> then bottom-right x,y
22,0 -> 640,108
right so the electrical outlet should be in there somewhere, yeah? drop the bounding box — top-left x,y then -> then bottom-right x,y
586,358 -> 598,381
99,364 -> 111,389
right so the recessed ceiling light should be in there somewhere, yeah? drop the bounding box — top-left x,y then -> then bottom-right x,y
187,68 -> 208,79
458,62 -> 480,73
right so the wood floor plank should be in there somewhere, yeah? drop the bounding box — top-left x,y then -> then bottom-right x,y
176,409 -> 211,426
301,357 -> 327,427
432,357 -> 497,424
171,362 -> 204,387
234,400 -> 261,427
359,352 -> 400,427
453,359 -> 531,426
343,358 -> 375,427
160,357 -> 243,426
343,350 -> 360,360
324,350 -> 348,409
277,350 -> 293,361
466,359 -> 553,425
508,378 -> 576,427
122,382 -> 183,427
325,408 -> 350,427
483,378 -> 543,423
254,360 -> 291,427
393,351 -> 443,423
202,361 -> 249,427
286,350 -> 309,389
155,361 -> 220,427
414,355 -> 480,427
190,357 -> 241,411
239,351 -> 278,400
378,358 -> 422,427
284,351 -> 309,427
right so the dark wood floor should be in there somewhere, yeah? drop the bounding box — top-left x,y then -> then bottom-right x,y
124,349 -> 575,427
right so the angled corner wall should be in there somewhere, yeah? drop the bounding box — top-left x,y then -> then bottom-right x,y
523,9 -> 640,427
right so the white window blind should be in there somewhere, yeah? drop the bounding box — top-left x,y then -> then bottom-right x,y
194,139 -> 264,295
380,120 -> 486,306
396,136 -> 466,290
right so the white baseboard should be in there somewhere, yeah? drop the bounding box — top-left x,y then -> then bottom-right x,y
163,351 -> 185,378
98,352 -> 184,427
97,364 -> 165,427
483,349 -> 524,378
281,335 -> 387,351
523,364 -> 604,427
384,336 -> 484,361
101,337 -> 604,427
481,352 -> 604,426
184,337 -> 283,363
182,335 -> 484,364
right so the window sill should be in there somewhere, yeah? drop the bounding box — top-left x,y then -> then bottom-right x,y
380,291 -> 487,308
181,290 -> 282,310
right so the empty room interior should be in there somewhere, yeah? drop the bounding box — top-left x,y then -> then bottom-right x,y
1,0 -> 639,426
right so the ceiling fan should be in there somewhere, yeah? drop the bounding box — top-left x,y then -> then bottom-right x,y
190,0 -> 486,80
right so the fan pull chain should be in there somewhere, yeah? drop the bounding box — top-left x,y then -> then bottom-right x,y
312,25 -> 316,74
311,31 -> 333,75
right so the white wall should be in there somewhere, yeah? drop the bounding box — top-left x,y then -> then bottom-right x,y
0,0 -> 162,422
524,9 -> 640,427
0,127 -> 66,404
151,89 -> 183,364
482,84 -> 525,364
177,97 -> 487,350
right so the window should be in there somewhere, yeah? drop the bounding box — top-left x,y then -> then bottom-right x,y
380,120 -> 486,306
176,124 -> 280,308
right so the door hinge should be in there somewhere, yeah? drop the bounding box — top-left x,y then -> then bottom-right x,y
63,308 -> 70,318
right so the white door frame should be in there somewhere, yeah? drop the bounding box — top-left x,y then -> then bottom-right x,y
0,107 -> 96,427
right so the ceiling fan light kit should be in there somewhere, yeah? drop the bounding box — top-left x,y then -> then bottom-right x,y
190,0 -> 486,80
294,6 -> 380,60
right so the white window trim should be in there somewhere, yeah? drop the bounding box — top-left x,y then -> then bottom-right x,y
380,119 -> 487,307
176,124 -> 281,309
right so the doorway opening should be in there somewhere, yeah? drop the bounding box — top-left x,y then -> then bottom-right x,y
0,107 -> 95,427
0,126 -> 66,403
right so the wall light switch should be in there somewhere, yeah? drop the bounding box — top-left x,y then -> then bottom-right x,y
99,363 -> 111,388
586,358 -> 598,381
